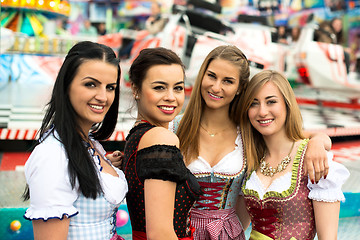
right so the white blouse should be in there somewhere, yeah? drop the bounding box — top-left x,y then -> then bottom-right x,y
24,131 -> 128,220
244,151 -> 349,202
187,131 -> 245,177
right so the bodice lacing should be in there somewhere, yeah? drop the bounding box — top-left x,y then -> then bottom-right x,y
195,181 -> 226,210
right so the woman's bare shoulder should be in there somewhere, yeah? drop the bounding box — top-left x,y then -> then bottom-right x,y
139,127 -> 179,150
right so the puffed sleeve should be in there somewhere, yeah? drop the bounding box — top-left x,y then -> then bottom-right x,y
24,136 -> 78,221
136,145 -> 187,183
307,151 -> 350,202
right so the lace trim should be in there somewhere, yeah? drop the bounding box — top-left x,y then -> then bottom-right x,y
192,168 -> 246,179
192,130 -> 246,180
308,189 -> 345,202
24,211 -> 79,221
242,139 -> 309,203
137,144 -> 181,155
137,144 -> 188,183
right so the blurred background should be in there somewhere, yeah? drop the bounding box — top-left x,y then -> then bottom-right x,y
1,0 -> 360,239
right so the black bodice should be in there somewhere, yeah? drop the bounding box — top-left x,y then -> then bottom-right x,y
123,122 -> 200,238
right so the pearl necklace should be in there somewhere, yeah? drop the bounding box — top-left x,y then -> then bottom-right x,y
260,141 -> 295,177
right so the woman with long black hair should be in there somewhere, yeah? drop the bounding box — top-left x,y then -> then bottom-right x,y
23,41 -> 128,240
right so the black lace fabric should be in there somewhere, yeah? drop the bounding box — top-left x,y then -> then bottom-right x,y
123,122 -> 201,236
137,145 -> 188,183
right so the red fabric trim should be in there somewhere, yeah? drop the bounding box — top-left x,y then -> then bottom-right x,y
132,231 -> 147,240
133,123 -> 154,187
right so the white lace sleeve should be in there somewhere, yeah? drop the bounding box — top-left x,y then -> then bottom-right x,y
24,135 -> 78,221
307,151 -> 350,202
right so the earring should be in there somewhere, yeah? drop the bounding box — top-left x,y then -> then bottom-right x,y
236,91 -> 240,95
135,95 -> 139,100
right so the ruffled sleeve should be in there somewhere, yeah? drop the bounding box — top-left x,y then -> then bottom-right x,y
136,145 -> 188,183
24,134 -> 78,221
307,151 -> 350,202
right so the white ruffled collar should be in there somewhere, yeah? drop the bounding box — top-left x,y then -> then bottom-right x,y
188,131 -> 245,177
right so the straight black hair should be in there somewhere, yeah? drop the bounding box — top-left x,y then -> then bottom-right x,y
23,41 -> 121,200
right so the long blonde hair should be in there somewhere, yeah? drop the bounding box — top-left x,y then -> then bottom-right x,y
177,45 -> 250,165
240,70 -> 305,173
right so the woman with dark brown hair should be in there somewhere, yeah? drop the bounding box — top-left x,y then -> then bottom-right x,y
122,47 -> 200,240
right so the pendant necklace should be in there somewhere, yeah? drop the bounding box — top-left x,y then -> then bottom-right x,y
260,141 -> 295,177
200,124 -> 229,137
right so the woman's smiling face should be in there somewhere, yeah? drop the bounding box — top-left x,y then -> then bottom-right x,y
68,60 -> 118,133
135,64 -> 185,128
248,81 -> 287,138
200,58 -> 240,111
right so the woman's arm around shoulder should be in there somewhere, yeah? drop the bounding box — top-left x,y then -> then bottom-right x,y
303,132 -> 332,183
